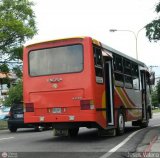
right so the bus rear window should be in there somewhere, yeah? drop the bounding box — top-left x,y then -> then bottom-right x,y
29,44 -> 83,76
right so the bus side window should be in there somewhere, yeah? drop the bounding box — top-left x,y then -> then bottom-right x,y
115,73 -> 124,87
93,47 -> 103,84
124,59 -> 131,75
124,75 -> 132,88
113,55 -> 124,87
124,59 -> 132,89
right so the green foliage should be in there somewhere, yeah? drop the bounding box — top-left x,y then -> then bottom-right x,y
0,0 -> 37,60
0,63 -> 9,73
9,47 -> 23,60
152,108 -> 160,113
151,89 -> 158,106
12,66 -> 22,78
145,2 -> 160,42
0,63 -> 16,88
151,79 -> 160,106
156,80 -> 160,103
4,81 -> 23,106
2,77 -> 10,88
156,1 -> 160,12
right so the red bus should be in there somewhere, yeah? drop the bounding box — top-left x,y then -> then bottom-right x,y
23,37 -> 154,136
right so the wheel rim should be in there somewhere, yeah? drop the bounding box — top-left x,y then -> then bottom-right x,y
119,114 -> 124,131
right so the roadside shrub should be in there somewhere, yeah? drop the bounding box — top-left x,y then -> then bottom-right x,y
4,81 -> 23,106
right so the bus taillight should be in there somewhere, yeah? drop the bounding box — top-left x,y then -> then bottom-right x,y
80,100 -> 95,110
25,103 -> 34,112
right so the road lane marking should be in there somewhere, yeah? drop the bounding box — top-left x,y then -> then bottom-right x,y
0,137 -> 14,141
99,129 -> 142,158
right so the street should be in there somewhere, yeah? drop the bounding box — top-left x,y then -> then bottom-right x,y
0,114 -> 160,158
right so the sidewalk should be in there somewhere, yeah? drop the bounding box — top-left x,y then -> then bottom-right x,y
135,112 -> 160,156
150,134 -> 160,152
147,113 -> 160,153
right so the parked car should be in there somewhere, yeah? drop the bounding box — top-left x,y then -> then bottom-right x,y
8,103 -> 51,132
8,103 -> 42,132
0,106 -> 10,120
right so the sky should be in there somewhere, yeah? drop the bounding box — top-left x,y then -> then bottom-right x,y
27,0 -> 160,77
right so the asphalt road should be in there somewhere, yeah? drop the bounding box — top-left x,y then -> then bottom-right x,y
0,113 -> 160,158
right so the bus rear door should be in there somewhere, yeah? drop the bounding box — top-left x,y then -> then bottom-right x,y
103,51 -> 114,127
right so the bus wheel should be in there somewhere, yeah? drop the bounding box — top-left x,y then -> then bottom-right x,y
116,111 -> 125,136
68,128 -> 79,137
9,126 -> 17,133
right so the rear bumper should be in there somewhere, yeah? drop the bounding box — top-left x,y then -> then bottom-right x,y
52,122 -> 101,129
24,113 -> 97,127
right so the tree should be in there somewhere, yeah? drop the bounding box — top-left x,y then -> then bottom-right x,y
0,0 -> 37,60
12,66 -> 22,78
151,79 -> 160,107
3,81 -> 23,106
151,89 -> 158,106
0,63 -> 9,73
145,1 -> 160,42
156,80 -> 160,103
0,63 -> 10,87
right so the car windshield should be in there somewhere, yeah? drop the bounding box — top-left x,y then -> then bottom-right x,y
29,44 -> 83,76
2,107 -> 10,112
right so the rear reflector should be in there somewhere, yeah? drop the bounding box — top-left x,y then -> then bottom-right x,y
80,100 -> 95,110
25,103 -> 34,112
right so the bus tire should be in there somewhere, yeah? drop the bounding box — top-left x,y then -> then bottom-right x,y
116,110 -> 125,136
68,128 -> 79,137
9,126 -> 17,133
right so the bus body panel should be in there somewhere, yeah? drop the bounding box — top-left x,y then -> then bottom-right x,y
114,87 -> 142,121
23,37 -> 104,127
94,85 -> 106,128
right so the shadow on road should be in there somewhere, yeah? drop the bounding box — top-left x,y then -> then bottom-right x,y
36,126 -> 142,143
3,125 -> 143,143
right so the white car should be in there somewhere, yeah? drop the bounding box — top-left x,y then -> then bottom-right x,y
0,106 -> 10,120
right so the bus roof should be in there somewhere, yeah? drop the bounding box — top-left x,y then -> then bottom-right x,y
101,43 -> 147,68
91,37 -> 147,68
25,36 -> 147,68
25,36 -> 85,48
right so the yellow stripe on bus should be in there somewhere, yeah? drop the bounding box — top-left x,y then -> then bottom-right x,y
115,87 -> 141,117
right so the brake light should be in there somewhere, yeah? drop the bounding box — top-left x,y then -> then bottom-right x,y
25,103 -> 34,112
80,100 -> 95,110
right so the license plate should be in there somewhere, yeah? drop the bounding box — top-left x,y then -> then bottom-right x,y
16,114 -> 23,118
52,108 -> 62,114
53,129 -> 69,136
